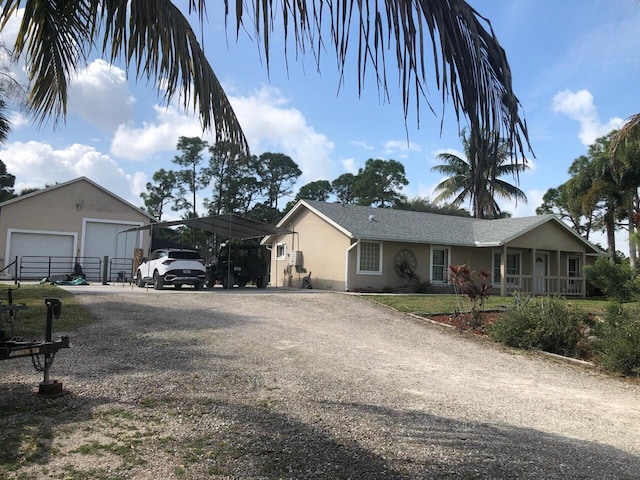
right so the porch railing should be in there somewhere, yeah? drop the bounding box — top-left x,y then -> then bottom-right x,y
501,275 -> 584,296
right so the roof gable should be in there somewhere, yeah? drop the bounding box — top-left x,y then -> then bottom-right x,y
0,176 -> 155,221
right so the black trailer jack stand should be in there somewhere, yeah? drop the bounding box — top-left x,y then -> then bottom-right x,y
0,298 -> 70,397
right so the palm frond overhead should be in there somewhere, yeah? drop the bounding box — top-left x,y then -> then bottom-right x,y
1,0 -> 248,154
1,0 -> 530,160
232,0 -> 532,161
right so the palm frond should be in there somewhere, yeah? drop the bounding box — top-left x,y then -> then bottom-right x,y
102,0 -> 249,154
5,0 -> 94,126
230,0 -> 532,161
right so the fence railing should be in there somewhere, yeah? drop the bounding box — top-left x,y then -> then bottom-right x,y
18,256 -> 102,281
503,275 -> 584,296
108,257 -> 134,283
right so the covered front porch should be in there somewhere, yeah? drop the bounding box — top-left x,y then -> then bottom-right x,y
493,247 -> 589,297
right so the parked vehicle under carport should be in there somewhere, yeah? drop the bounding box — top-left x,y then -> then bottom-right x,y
207,243 -> 269,289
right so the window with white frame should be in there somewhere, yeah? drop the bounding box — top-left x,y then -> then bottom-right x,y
357,241 -> 382,274
493,251 -> 521,284
431,247 -> 449,283
276,243 -> 286,260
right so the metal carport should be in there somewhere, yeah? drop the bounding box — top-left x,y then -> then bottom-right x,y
120,213 -> 293,288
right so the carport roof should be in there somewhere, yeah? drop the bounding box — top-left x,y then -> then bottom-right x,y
122,213 -> 292,239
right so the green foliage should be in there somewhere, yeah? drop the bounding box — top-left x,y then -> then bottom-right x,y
432,127 -> 528,219
488,295 -> 591,358
585,257 -> 639,303
593,304 -> 640,376
353,158 -> 408,208
332,173 -> 357,204
395,196 -> 471,216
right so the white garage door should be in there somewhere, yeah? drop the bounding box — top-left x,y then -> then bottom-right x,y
83,221 -> 141,260
8,231 -> 75,279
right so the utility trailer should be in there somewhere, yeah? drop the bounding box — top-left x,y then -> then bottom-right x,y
0,293 -> 70,397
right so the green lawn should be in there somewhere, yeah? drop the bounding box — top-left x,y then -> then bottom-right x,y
365,294 -> 616,317
0,284 -> 96,338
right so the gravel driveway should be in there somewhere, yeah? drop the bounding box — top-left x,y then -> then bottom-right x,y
2,285 -> 640,479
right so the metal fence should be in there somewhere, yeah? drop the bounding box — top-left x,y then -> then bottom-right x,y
16,256 -> 138,283
18,256 -> 102,281
108,257 -> 134,284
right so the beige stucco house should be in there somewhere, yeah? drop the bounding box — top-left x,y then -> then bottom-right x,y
0,177 -> 154,280
262,200 -> 605,296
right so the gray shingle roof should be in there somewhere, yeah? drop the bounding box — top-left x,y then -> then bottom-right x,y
294,200 -> 597,251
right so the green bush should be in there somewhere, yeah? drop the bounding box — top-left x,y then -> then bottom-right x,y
593,304 -> 640,376
488,295 -> 591,358
585,257 -> 639,303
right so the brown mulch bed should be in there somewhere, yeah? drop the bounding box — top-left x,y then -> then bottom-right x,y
420,309 -> 504,336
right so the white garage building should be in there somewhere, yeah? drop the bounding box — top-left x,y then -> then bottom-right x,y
0,177 -> 154,280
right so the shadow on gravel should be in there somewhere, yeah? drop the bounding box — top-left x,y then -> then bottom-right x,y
0,381 -> 113,472
318,400 -> 640,479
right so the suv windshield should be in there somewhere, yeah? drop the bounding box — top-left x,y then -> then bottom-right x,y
169,251 -> 202,260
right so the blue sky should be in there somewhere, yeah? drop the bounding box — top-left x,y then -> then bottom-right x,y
1,1 -> 639,249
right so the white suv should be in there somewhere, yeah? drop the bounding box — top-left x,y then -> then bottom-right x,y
136,249 -> 207,290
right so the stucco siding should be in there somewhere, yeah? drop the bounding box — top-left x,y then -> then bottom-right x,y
0,179 -> 151,270
507,221 -> 586,252
269,208 -> 350,290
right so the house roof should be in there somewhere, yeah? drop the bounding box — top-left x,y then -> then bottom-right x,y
0,176 -> 156,221
271,200 -> 603,254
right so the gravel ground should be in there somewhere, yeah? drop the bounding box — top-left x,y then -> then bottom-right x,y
1,285 -> 640,479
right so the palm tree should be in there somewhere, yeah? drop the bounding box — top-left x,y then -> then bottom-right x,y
432,129 -> 529,219
0,1 -> 531,160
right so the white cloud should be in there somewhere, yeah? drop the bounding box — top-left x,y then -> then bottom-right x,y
341,158 -> 358,174
111,105 -> 205,161
230,85 -> 336,181
0,141 -> 146,205
383,139 -> 421,157
350,140 -> 374,151
110,84 -> 337,184
68,60 -> 135,133
552,89 -> 623,145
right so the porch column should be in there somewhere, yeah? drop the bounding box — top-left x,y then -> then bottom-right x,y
557,250 -> 561,295
531,248 -> 536,294
500,244 -> 507,297
582,252 -> 587,297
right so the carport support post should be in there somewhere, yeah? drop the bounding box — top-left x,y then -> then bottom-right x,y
102,256 -> 109,285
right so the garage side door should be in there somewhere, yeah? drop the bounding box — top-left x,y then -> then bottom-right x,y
8,231 -> 75,279
83,221 -> 141,260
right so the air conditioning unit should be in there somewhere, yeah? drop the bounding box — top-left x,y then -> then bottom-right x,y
289,250 -> 303,267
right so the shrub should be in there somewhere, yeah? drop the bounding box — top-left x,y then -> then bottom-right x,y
593,304 -> 640,376
488,295 -> 592,358
585,257 -> 639,303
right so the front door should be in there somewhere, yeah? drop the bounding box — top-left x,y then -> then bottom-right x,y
534,253 -> 548,294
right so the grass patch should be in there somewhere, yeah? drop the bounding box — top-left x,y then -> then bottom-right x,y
0,284 -> 96,338
367,294 -> 617,317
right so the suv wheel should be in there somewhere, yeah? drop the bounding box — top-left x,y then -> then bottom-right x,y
153,271 -> 164,290
136,271 -> 145,287
256,276 -> 268,289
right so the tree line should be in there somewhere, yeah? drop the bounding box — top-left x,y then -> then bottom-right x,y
140,136 -> 488,228
537,129 -> 640,267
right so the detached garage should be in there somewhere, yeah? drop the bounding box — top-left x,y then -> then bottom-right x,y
0,177 -> 154,280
